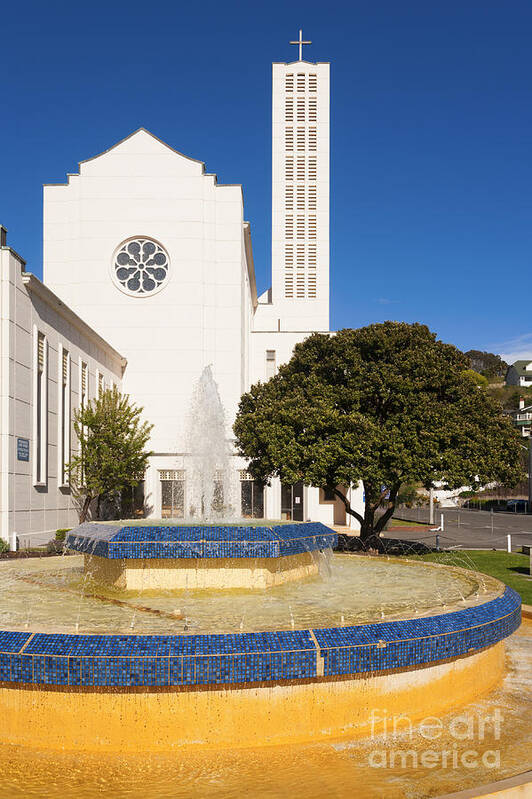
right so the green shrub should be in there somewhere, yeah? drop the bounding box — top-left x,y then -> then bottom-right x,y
55,528 -> 71,542
0,538 -> 9,554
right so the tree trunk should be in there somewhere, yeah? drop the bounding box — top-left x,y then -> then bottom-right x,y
330,484 -> 398,551
79,495 -> 92,524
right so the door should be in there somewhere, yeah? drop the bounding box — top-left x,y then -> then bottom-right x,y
161,479 -> 185,519
281,482 -> 304,521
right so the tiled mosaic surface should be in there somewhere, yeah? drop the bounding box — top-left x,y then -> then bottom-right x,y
0,587 -> 520,688
66,522 -> 338,560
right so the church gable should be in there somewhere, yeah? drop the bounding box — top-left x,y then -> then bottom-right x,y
77,128 -> 206,180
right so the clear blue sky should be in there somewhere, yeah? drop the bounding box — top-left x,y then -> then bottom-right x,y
1,0 -> 530,361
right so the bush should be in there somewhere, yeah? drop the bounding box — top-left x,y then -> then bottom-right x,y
397,483 -> 420,507
0,538 -> 9,554
55,528 -> 71,542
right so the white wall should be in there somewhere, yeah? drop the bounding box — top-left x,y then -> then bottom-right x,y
43,130 -> 253,458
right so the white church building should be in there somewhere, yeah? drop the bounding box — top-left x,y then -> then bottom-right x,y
0,37 -> 363,546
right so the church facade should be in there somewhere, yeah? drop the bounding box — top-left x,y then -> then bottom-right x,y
0,45 -> 363,546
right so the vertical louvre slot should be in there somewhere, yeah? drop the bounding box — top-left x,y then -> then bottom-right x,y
307,274 -> 317,297
285,127 -> 294,151
308,127 -> 317,151
285,156 -> 294,181
309,74 -> 317,92
296,245 -> 305,267
297,98 -> 305,121
296,73 -> 305,93
308,215 -> 317,239
62,350 -> 69,386
296,186 -> 305,210
285,244 -> 294,267
296,216 -> 305,239
285,73 -> 294,92
308,245 -> 317,267
37,333 -> 45,372
296,157 -> 305,181
308,185 -> 317,210
308,98 -> 317,121
285,274 -> 294,298
285,186 -> 294,209
308,157 -> 317,180
296,127 -> 305,151
285,215 -> 294,238
285,98 -> 294,122
296,273 -> 305,298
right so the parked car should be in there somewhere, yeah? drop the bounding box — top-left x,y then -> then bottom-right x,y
505,499 -> 529,513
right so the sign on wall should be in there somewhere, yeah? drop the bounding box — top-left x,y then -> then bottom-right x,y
17,438 -> 29,462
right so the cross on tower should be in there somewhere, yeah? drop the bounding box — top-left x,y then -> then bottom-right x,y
289,29 -> 312,61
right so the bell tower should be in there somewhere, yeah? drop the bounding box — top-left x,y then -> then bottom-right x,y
270,31 -> 330,331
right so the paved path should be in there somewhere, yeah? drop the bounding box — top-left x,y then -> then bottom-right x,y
392,508 -> 532,551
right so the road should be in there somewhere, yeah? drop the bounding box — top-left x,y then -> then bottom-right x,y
391,507 -> 532,552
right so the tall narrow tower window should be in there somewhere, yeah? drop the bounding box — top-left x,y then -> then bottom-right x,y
285,128 -> 294,151
285,97 -> 294,121
266,350 -> 277,380
59,347 -> 70,485
34,331 -> 47,485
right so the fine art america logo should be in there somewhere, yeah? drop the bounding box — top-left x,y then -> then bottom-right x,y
367,709 -> 503,770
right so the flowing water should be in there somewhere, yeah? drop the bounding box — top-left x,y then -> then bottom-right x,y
185,366 -> 235,519
0,553 -> 498,635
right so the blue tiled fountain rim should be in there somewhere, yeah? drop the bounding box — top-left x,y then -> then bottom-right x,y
66,522 -> 338,560
0,586 -> 520,688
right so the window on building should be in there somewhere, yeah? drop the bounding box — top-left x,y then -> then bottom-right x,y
266,350 -> 276,380
160,470 -> 186,518
59,347 -> 70,485
97,372 -> 105,397
80,362 -> 88,410
79,360 -> 88,481
34,331 -> 47,485
240,471 -> 264,518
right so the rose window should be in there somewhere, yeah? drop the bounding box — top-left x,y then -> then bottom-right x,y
112,238 -> 169,296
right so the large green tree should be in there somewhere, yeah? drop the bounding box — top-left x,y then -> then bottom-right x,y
234,323 -> 523,543
69,387 -> 153,522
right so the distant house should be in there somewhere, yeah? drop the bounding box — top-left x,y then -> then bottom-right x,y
505,360 -> 532,387
505,397 -> 532,438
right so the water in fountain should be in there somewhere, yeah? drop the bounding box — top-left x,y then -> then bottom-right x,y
185,365 -> 234,521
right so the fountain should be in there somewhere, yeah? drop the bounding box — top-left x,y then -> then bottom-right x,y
0,367 -> 522,755
185,365 -> 234,520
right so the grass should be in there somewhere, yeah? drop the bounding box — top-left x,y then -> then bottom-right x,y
410,550 -> 532,605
